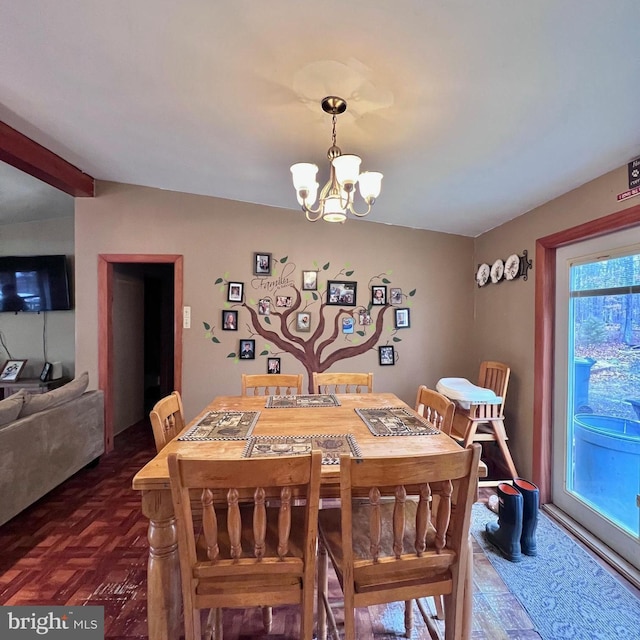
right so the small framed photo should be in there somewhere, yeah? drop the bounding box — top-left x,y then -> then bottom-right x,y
267,357 -> 281,374
390,287 -> 403,305
0,359 -> 27,381
378,346 -> 395,366
276,296 -> 293,308
395,308 -> 411,329
40,361 -> 52,382
296,311 -> 311,332
342,316 -> 354,334
254,253 -> 272,276
327,280 -> 357,306
258,299 -> 271,316
222,309 -> 238,331
239,339 -> 255,360
358,312 -> 372,325
372,285 -> 387,305
227,282 -> 244,303
302,270 -> 318,291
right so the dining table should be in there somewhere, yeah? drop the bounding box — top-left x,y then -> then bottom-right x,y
132,391 -> 486,640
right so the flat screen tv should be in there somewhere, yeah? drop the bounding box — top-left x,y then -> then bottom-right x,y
0,255 -> 72,312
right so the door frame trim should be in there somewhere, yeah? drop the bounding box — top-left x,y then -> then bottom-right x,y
98,254 -> 183,452
533,203 -> 640,503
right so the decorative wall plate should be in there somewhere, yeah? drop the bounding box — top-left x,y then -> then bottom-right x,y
504,254 -> 521,280
476,263 -> 490,287
490,259 -> 504,284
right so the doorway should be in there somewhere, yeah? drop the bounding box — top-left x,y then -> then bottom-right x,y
553,229 -> 640,570
98,254 -> 183,452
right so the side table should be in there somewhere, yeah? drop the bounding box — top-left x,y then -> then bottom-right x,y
0,377 -> 71,400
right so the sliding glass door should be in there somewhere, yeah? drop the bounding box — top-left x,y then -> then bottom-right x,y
553,227 -> 640,570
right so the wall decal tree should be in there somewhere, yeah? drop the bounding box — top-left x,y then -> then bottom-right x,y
204,257 -> 416,393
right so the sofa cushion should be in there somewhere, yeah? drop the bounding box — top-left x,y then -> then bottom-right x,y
18,372 -> 90,418
0,391 -> 25,427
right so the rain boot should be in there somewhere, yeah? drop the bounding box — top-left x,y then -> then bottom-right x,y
485,483 -> 523,562
514,478 -> 539,556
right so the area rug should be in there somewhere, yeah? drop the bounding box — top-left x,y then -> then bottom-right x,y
471,504 -> 640,640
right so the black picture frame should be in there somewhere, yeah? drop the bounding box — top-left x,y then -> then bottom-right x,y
254,253 -> 272,276
378,346 -> 395,366
40,362 -> 52,382
239,339 -> 255,360
227,282 -> 244,302
222,309 -> 238,331
394,308 -> 411,329
267,357 -> 281,374
371,285 -> 387,305
327,280 -> 357,306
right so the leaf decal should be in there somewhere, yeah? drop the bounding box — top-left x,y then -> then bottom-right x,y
382,278 -> 391,284
345,270 -> 354,276
312,292 -> 318,301
259,350 -> 269,356
356,331 -> 366,337
392,337 -> 402,342
323,262 -> 330,270
203,322 -> 211,330
212,337 -> 220,343
227,352 -> 236,358
214,278 -> 223,285
280,256 -> 288,263
264,317 -> 271,325
409,289 -> 416,296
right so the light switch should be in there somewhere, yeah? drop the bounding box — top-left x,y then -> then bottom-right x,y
183,306 -> 191,329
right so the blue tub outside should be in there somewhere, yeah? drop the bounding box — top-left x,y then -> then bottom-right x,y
574,414 -> 640,535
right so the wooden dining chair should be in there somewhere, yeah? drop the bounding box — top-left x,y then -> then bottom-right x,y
149,391 -> 185,452
449,360 -> 518,482
241,373 -> 303,396
312,372 -> 373,394
317,444 -> 481,640
168,450 -> 322,640
414,385 -> 456,436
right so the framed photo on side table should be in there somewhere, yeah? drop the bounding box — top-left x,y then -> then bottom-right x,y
40,362 -> 52,382
0,359 -> 27,381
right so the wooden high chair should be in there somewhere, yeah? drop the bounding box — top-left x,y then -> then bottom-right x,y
448,360 -> 518,484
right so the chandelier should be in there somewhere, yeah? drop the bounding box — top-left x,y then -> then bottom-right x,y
290,96 -> 383,223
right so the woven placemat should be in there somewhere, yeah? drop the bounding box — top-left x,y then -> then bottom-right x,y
265,394 -> 341,408
242,434 -> 361,464
178,411 -> 259,441
355,407 -> 439,436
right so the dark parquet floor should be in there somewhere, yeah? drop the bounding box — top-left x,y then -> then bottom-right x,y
0,421 -> 545,639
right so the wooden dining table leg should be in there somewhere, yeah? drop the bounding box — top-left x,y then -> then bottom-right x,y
142,489 -> 182,640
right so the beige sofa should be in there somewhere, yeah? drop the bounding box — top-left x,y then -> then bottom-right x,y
0,375 -> 104,527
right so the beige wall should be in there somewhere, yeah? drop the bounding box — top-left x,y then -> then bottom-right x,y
75,181 -> 475,421
0,217 -> 75,378
473,165 -> 639,480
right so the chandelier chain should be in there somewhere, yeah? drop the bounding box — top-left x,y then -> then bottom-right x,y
331,114 -> 337,147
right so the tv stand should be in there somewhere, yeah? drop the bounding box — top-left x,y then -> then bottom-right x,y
0,377 -> 70,400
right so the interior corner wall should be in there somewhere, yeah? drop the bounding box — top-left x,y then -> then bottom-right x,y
74,181 -> 475,421
0,217 -> 75,378
472,164 -> 638,480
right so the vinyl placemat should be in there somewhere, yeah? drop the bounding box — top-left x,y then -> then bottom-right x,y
355,407 -> 440,436
265,394 -> 341,408
178,411 -> 259,441
242,434 -> 361,464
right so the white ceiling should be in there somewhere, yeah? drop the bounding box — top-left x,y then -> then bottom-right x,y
1,1 -> 639,236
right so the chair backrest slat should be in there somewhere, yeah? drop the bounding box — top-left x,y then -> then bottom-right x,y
313,372 -> 373,394
241,373 -> 303,396
414,385 -> 455,436
149,391 -> 185,452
